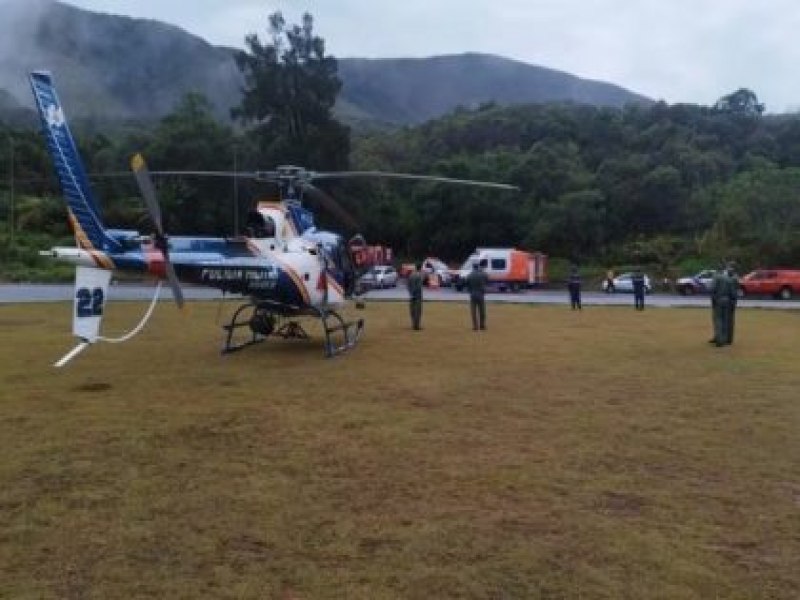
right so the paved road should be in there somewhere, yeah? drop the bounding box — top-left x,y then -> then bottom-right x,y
2,283 -> 799,310
363,286 -> 800,309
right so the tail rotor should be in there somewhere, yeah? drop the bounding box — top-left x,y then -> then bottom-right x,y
130,153 -> 186,309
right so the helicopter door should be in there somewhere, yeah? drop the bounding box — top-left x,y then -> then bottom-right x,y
315,243 -> 330,305
330,239 -> 356,297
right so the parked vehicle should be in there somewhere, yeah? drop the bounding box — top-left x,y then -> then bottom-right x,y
738,269 -> 800,299
453,248 -> 547,292
350,242 -> 394,271
422,257 -> 453,287
398,259 -> 452,286
602,272 -> 653,294
676,269 -> 715,295
359,265 -> 399,289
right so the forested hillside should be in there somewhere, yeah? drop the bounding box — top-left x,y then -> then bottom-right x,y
348,91 -> 800,271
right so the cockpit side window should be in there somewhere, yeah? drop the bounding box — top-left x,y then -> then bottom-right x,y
245,211 -> 276,238
322,237 -> 356,296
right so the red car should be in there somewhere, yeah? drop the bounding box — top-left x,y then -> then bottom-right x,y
738,269 -> 800,300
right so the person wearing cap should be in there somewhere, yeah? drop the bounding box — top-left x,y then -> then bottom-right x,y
407,262 -> 424,330
567,264 -> 582,310
465,261 -> 489,330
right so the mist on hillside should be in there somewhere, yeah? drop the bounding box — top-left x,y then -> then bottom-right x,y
0,0 -> 243,121
0,0 -> 650,129
0,0 -> 52,108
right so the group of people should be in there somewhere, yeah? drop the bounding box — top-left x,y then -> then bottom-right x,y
406,261 -> 739,347
406,262 -> 489,331
568,266 -> 647,310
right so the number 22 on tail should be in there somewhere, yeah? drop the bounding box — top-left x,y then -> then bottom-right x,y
72,266 -> 112,342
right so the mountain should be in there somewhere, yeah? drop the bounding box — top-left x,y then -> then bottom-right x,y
336,54 -> 651,125
0,0 -> 651,128
0,0 -> 242,123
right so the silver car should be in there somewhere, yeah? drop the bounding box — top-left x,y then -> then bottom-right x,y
359,265 -> 398,289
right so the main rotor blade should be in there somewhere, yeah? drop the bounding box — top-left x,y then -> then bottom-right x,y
310,170 -> 519,191
301,183 -> 359,230
147,170 -> 260,179
131,154 -> 164,234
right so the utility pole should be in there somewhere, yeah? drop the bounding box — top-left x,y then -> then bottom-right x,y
7,135 -> 13,244
232,143 -> 239,235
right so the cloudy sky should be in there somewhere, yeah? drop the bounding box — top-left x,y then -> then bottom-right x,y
63,0 -> 800,112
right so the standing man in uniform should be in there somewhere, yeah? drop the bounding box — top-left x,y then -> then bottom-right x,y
567,265 -> 582,310
727,262 -> 739,345
465,262 -> 489,330
407,262 -> 424,330
709,265 -> 732,346
632,267 -> 646,311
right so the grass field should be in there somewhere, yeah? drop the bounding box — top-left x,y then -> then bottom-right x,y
0,299 -> 798,599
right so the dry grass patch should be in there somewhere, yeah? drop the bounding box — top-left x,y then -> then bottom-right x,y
0,299 -> 798,598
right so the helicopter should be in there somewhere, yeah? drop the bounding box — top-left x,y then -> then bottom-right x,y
29,71 -> 518,366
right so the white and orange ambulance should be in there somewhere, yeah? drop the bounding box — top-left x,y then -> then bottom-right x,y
453,248 -> 547,292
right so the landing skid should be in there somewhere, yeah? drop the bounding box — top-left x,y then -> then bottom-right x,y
221,301 -> 364,357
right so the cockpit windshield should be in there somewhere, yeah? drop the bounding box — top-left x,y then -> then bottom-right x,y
245,211 -> 276,238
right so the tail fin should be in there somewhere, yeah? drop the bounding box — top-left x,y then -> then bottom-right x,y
54,265 -> 112,367
29,71 -> 119,252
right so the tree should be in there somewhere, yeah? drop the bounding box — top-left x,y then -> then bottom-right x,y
527,189 -> 608,260
145,93 -> 236,234
233,12 -> 349,170
713,88 -> 765,117
709,167 -> 800,266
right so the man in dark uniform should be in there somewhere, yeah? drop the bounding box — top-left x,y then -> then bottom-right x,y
632,267 -> 646,310
727,262 -> 739,345
567,265 -> 582,310
465,262 -> 489,330
407,262 -> 424,330
709,265 -> 732,346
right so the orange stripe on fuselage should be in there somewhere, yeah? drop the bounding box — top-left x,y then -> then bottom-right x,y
67,209 -> 93,250
327,274 -> 344,297
272,256 -> 311,305
66,209 -> 114,269
89,250 -> 115,270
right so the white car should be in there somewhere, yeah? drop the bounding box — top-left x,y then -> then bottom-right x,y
359,265 -> 398,289
676,270 -> 715,295
602,272 -> 653,294
422,258 -> 452,287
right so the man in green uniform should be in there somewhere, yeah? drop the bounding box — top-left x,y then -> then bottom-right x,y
407,262 -> 424,330
465,262 -> 489,330
709,265 -> 733,347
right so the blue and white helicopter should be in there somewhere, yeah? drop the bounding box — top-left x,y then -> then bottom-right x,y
30,71 -> 517,365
